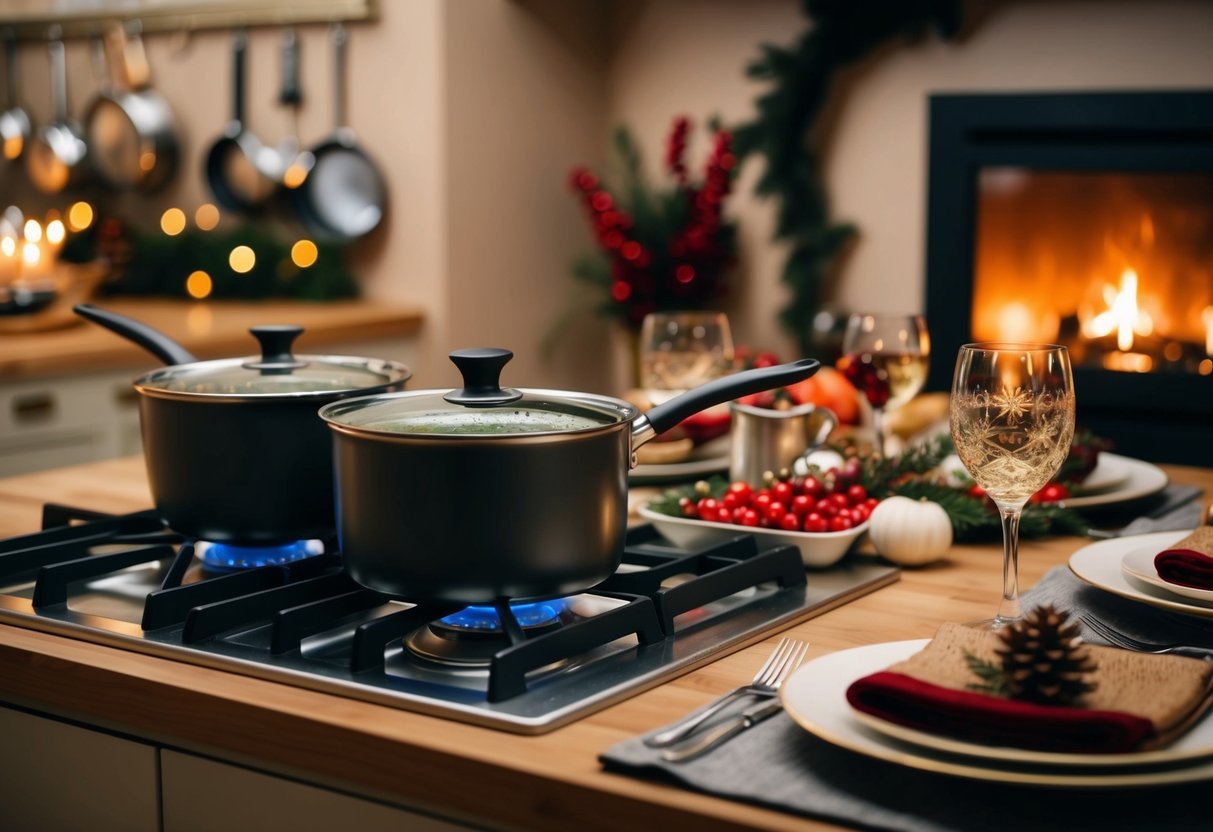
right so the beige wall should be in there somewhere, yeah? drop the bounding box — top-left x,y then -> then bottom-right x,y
3,0 -> 1211,391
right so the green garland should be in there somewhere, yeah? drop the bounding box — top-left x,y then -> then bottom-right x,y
731,0 -> 964,355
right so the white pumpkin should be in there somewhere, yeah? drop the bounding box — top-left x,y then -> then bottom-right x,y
793,448 -> 845,477
868,495 -> 953,566
932,453 -> 972,489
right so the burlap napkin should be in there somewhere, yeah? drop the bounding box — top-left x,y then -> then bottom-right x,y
1155,527 -> 1213,589
847,622 -> 1213,753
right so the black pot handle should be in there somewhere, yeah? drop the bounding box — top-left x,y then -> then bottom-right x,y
444,348 -> 523,406
244,325 -> 308,372
74,303 -> 199,366
642,358 -> 822,438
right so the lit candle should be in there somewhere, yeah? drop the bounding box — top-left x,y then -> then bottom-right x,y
0,221 -> 17,284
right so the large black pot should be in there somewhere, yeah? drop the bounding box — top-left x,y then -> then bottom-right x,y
320,348 -> 819,603
75,304 -> 411,544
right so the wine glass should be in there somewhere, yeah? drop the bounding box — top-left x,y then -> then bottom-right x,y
950,343 -> 1075,628
638,311 -> 734,401
840,314 -> 930,456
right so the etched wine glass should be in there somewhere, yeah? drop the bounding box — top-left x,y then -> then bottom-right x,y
950,344 -> 1075,628
638,311 -> 734,401
840,314 -> 930,457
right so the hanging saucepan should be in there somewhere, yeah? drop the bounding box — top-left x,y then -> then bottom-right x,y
27,28 -> 88,194
320,348 -> 820,603
1,30 -> 31,162
289,24 -> 386,241
74,304 -> 411,545
204,29 -> 275,211
85,21 -> 178,191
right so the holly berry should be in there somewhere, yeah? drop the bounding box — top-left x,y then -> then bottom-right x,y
1030,482 -> 1070,503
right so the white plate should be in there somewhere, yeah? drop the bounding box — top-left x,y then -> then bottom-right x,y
636,504 -> 867,568
1058,453 -> 1168,510
1073,456 -> 1133,494
628,454 -> 730,484
1069,530 -> 1213,618
1121,544 -> 1213,605
782,640 -> 1213,787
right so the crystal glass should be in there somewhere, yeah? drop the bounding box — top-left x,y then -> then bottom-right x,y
638,311 -> 734,399
950,343 -> 1075,627
840,313 -> 930,456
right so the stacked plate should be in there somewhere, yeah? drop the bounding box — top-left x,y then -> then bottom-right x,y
781,639 -> 1213,787
1070,531 -> 1213,619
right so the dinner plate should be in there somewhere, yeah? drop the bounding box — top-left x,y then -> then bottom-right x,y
1069,531 -> 1213,618
782,640 -> 1213,787
1121,545 -> 1213,605
628,454 -> 730,484
1072,456 -> 1133,495
1058,453 -> 1168,510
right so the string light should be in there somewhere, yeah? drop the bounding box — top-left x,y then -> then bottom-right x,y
160,208 -> 186,236
46,219 -> 66,245
23,219 -> 41,242
290,239 -> 318,268
186,270 -> 213,299
229,245 -> 256,273
194,203 -> 220,231
67,202 -> 94,232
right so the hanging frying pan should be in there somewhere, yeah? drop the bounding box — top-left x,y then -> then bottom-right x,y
0,29 -> 31,162
289,24 -> 386,241
204,29 -> 274,211
27,28 -> 89,194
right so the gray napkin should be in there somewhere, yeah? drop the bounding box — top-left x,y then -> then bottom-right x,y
1086,484 -> 1204,539
601,568 -> 1213,830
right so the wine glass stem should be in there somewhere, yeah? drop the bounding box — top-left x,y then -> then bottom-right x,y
871,407 -> 886,457
995,506 -> 1022,626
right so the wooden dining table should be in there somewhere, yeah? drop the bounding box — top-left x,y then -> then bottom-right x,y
0,455 -> 1209,831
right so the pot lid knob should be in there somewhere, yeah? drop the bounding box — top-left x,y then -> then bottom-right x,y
242,325 -> 309,373
444,348 -> 523,406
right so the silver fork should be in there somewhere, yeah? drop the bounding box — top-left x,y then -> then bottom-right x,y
644,637 -> 810,748
1080,616 -> 1213,660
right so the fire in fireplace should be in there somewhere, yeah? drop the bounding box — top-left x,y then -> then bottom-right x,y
925,91 -> 1213,465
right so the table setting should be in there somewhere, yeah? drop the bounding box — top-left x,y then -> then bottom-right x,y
606,330 -> 1213,830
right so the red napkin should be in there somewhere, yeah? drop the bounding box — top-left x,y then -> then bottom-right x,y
1154,528 -> 1213,589
847,671 -> 1154,754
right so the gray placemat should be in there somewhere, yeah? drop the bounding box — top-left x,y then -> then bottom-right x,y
601,567 -> 1213,831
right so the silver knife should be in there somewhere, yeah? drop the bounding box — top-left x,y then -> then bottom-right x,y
660,697 -> 784,762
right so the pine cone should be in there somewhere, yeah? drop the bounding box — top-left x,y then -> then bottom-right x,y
995,606 -> 1098,706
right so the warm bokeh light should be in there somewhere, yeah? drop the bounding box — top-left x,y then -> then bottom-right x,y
229,245 -> 256,273
139,151 -> 156,172
290,239 -> 318,268
283,163 -> 309,189
186,270 -> 213,299
23,219 -> 41,243
3,136 -> 21,160
67,201 -> 94,232
1,236 -> 15,257
160,208 -> 187,236
45,219 -> 66,245
21,241 -> 38,266
195,203 -> 220,231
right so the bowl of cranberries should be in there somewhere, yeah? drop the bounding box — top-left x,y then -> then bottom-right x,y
638,473 -> 874,568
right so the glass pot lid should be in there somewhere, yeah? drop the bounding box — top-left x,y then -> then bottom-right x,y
321,348 -> 637,437
136,326 -> 410,398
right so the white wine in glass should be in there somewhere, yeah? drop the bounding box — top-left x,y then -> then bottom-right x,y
840,314 -> 929,456
639,311 -> 734,398
950,343 -> 1075,628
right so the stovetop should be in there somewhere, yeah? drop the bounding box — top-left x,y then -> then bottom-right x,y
0,504 -> 898,734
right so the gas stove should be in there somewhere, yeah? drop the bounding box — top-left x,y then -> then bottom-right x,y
0,504 -> 897,733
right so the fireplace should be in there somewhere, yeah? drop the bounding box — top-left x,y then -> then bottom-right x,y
925,91 -> 1213,466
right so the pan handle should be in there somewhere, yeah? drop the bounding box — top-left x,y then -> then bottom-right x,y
331,23 -> 348,131
279,28 -> 301,106
231,29 -> 247,123
73,304 -> 199,366
631,358 -> 821,450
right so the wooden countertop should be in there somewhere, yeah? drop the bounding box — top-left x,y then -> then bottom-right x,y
0,458 -> 1210,831
0,298 -> 425,379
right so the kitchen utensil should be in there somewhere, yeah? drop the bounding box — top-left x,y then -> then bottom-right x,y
85,21 -> 178,191
0,30 -> 31,161
661,697 -> 785,763
73,303 -> 411,544
728,401 -> 836,487
289,24 -> 386,241
204,30 -> 274,211
253,28 -> 313,188
26,28 -> 88,194
320,348 -> 820,603
1079,616 -> 1213,659
646,637 -> 809,748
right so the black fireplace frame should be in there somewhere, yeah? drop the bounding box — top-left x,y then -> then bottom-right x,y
924,90 -> 1213,466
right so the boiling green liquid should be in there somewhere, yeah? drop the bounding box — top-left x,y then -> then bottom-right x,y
370,410 -> 608,435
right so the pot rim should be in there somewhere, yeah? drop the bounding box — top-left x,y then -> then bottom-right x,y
133,354 -> 412,402
318,386 -> 641,440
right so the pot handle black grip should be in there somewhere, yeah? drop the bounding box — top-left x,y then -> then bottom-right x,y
643,358 -> 821,437
444,348 -> 523,406
73,304 -> 199,366
244,325 -> 308,372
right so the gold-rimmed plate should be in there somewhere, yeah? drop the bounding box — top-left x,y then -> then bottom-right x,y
1121,545 -> 1213,605
1059,453 -> 1168,510
1070,531 -> 1213,618
781,640 -> 1213,787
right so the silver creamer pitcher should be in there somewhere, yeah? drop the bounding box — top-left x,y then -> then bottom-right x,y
729,401 -> 837,486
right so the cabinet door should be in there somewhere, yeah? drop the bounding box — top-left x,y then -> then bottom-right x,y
161,749 -> 472,832
0,705 -> 159,832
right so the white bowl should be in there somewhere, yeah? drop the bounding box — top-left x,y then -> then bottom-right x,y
636,504 -> 868,568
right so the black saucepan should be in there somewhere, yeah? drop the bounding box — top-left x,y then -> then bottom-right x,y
74,304 -> 411,544
204,30 -> 275,212
320,348 -> 820,603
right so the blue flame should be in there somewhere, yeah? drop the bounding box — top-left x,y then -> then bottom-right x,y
199,540 -> 317,571
439,600 -> 567,631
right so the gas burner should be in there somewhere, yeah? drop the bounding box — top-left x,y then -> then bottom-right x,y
406,600 -> 569,667
197,539 -> 323,571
